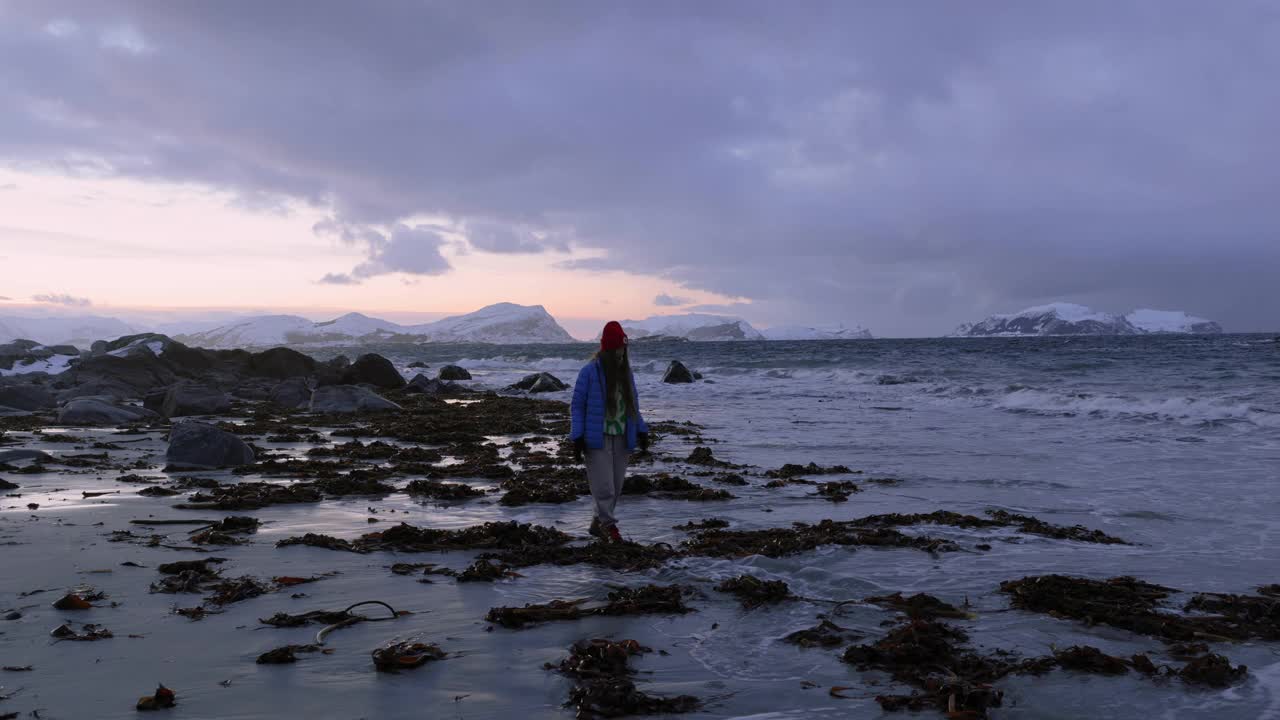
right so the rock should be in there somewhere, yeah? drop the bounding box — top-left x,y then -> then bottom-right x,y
269,377 -> 312,409
404,374 -> 450,396
57,398 -> 156,426
61,353 -> 177,398
165,420 -> 255,469
0,478 -> 15,490
56,379 -> 137,403
246,347 -> 316,379
508,372 -> 568,393
437,364 -> 471,381
0,384 -> 56,411
0,405 -> 29,416
308,385 -> 402,413
0,449 -> 54,464
314,355 -> 351,387
662,361 -> 696,384
342,353 -> 405,389
161,383 -> 232,418
230,378 -> 274,400
407,361 -> 429,369
143,389 -> 168,414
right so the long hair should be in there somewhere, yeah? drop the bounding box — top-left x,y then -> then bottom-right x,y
594,346 -> 634,418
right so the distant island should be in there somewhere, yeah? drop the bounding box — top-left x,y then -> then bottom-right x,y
953,303 -> 1223,337
0,305 -> 877,349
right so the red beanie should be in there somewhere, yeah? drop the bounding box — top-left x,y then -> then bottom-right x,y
600,321 -> 627,351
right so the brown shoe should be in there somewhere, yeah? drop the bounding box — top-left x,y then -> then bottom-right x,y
588,517 -> 605,539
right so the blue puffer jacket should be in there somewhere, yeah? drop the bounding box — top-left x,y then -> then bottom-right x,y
570,359 -> 649,450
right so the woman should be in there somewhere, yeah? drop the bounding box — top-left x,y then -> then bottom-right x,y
570,320 -> 649,543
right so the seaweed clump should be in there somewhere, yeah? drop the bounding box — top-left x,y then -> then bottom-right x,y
487,585 -> 693,629
683,520 -> 956,559
999,575 -> 1271,643
715,575 -> 792,609
551,639 -> 700,718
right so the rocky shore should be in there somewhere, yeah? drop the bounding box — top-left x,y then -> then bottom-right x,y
0,336 -> 1273,718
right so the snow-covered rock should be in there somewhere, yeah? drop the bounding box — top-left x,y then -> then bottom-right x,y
620,314 -> 764,341
177,303 -> 574,347
761,324 -> 873,340
1124,309 -> 1222,334
954,303 -> 1221,337
0,340 -> 81,377
404,303 -> 573,343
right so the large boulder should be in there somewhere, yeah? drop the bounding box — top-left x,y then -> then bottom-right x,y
56,379 -> 137,403
315,355 -> 351,387
309,385 -> 402,413
231,378 -> 275,401
61,353 -> 176,398
662,360 -> 696,384
269,377 -> 312,409
143,389 -> 168,414
247,347 -> 316,379
165,420 -> 255,469
57,398 -> 156,426
161,383 -> 232,418
437,365 -> 472,381
0,384 -> 56,411
508,372 -> 568,393
343,353 -> 405,389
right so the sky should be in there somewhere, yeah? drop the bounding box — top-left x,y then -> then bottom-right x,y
1,1 -> 1278,337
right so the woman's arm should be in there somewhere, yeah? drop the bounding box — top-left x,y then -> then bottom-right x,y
570,365 -> 590,440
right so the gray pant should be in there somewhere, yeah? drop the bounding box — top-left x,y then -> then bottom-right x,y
586,434 -> 630,527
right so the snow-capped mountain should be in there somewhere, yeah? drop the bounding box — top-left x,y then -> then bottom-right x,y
403,303 -> 574,343
620,314 -> 764,341
954,303 -> 1221,337
761,324 -> 874,340
176,303 -> 573,348
0,314 -> 139,347
176,315 -> 316,348
310,312 -> 403,339
1124,309 -> 1222,334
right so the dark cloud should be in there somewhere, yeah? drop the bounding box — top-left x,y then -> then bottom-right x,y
653,293 -> 691,307
32,293 -> 91,307
313,220 -> 451,284
2,1 -> 1278,332
466,221 -> 567,254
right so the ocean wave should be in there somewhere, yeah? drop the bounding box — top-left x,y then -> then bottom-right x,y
996,388 -> 1280,428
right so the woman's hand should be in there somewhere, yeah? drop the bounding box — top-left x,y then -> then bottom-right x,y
573,437 -> 586,461
638,432 -> 650,451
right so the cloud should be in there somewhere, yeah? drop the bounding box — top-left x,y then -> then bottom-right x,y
315,220 -> 452,284
688,302 -> 753,315
1,3 -> 1278,332
653,293 -> 691,307
32,293 -> 92,307
317,272 -> 358,285
0,295 -> 12,301
466,221 -> 566,254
